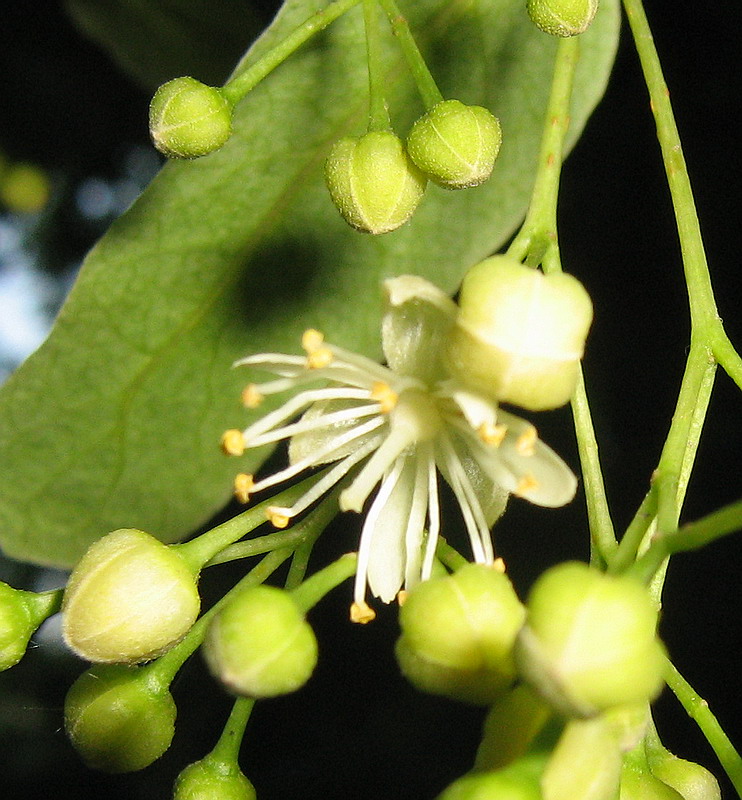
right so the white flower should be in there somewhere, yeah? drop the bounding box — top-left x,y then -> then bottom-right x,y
223,276 -> 577,622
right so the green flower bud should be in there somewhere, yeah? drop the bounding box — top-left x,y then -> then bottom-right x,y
645,743 -> 721,800
446,256 -> 593,411
475,684 -> 552,771
396,563 -> 526,705
324,130 -> 427,234
62,528 -> 200,664
173,755 -> 257,800
541,716 -> 622,800
0,581 -> 35,670
204,584 -> 317,698
620,765 -> 685,800
515,562 -> 666,717
438,754 -> 545,800
406,100 -> 502,189
149,76 -> 233,159
527,0 -> 599,37
64,664 -> 176,773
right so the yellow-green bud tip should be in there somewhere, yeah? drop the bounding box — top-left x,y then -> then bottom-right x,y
527,0 -> 599,37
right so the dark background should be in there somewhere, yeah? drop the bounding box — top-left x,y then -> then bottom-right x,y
1,1 -> 741,798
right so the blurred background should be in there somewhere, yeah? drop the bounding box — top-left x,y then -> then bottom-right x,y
1,1 -> 741,797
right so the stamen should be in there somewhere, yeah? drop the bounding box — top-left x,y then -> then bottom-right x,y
403,453 -> 431,590
515,426 -> 537,457
302,329 -> 333,369
370,381 -> 398,413
266,507 -> 290,528
514,472 -> 540,498
221,429 -> 246,456
241,384 -> 263,408
350,601 -> 376,624
479,422 -> 507,446
493,557 -> 506,573
397,590 -> 409,605
420,446 -> 441,582
233,473 -> 254,503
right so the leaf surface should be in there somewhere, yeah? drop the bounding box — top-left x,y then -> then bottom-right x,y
0,0 -> 620,566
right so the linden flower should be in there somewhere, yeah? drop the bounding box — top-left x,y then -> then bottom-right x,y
223,276 -> 577,622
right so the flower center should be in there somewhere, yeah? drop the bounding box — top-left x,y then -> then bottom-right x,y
390,389 -> 442,444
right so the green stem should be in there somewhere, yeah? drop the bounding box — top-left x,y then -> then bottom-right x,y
376,0 -> 443,110
664,660 -> 742,795
210,697 -> 255,765
175,471 -> 328,572
22,587 -> 64,628
221,0 -> 362,105
506,36 -> 579,267
363,0 -> 391,131
291,552 -> 358,613
435,536 -> 469,572
608,485 -> 657,574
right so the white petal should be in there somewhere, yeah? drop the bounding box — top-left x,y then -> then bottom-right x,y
381,275 -> 457,384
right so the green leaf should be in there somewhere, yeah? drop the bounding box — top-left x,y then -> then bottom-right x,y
0,0 -> 620,567
64,0 -> 267,90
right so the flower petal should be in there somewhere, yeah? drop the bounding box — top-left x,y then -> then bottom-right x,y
381,275 -> 457,384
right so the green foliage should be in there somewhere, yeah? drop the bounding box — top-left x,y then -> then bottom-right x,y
0,0 -> 620,567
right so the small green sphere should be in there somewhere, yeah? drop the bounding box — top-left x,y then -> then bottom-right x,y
515,562 -> 667,717
149,76 -> 233,159
65,664 -> 176,773
0,582 -> 34,670
527,0 -> 599,37
396,563 -> 525,705
407,100 -> 502,189
204,584 -> 318,698
446,255 -> 593,411
173,756 -> 257,800
324,130 -> 427,234
62,528 -> 201,664
438,756 -> 544,800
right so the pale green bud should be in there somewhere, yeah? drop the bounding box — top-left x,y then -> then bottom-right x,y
0,581 -> 35,670
204,584 -> 317,698
62,528 -> 201,664
541,716 -> 622,800
407,100 -> 502,189
324,130 -> 427,234
515,562 -> 667,718
396,563 -> 526,705
173,755 -> 257,800
527,0 -> 599,37
446,256 -> 593,411
65,664 -> 176,773
438,754 -> 545,800
149,77 -> 233,158
646,745 -> 721,800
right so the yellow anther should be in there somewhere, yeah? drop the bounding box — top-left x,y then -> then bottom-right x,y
370,381 -> 398,413
514,473 -> 539,498
233,473 -> 254,503
302,328 -> 334,369
266,507 -> 290,529
396,589 -> 409,606
479,422 -> 507,446
516,426 -> 537,457
493,557 -> 506,573
350,601 -> 376,624
241,384 -> 263,408
221,429 -> 246,456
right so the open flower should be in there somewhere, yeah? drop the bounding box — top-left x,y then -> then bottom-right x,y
222,276 -> 577,622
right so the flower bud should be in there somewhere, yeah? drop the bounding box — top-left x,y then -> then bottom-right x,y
527,0 -> 599,37
395,563 -> 526,705
0,582 -> 35,670
324,130 -> 427,234
62,528 -> 200,664
446,256 -> 593,411
647,749 -> 721,800
203,584 -> 317,698
438,754 -> 545,800
620,763 -> 685,800
406,100 -> 502,189
64,664 -> 176,773
515,562 -> 666,718
541,716 -> 622,800
149,76 -> 233,158
173,756 -> 257,800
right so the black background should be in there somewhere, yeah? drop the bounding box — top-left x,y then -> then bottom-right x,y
1,2 -> 741,798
